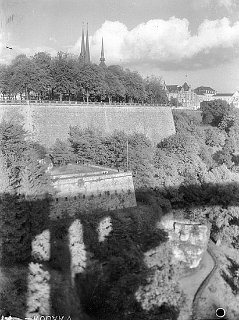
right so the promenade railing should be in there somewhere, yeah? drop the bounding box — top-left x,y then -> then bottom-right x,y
0,99 -> 172,107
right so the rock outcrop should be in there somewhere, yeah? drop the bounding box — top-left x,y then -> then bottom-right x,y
159,214 -> 210,269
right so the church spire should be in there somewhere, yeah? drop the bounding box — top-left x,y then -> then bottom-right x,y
85,22 -> 91,64
79,23 -> 86,63
99,37 -> 106,67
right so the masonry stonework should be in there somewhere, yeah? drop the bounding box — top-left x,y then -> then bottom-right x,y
49,168 -> 137,219
0,104 -> 176,147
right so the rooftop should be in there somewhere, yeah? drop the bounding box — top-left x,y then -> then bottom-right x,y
194,86 -> 215,92
50,163 -> 119,177
166,85 -> 181,93
213,93 -> 233,97
182,82 -> 190,91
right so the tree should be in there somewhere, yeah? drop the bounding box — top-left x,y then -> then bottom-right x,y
102,131 -> 128,169
68,126 -> 107,164
144,76 -> 168,104
103,69 -> 126,103
127,133 -> 156,190
8,55 -> 39,100
108,66 -> 146,103
204,127 -> 226,148
158,133 -> 200,157
214,137 -> 236,168
0,120 -> 27,190
50,52 -> 79,101
0,65 -> 11,99
77,64 -> 108,102
123,69 -> 146,103
32,52 -> 53,100
173,111 -> 200,134
50,139 -> 76,165
201,99 -> 234,131
170,97 -> 181,107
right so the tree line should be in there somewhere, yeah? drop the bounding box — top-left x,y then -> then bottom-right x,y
0,52 -> 168,104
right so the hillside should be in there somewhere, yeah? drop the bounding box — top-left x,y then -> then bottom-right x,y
1,100 -> 239,319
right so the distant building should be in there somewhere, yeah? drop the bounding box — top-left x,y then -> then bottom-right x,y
194,86 -> 216,103
99,38 -> 106,68
231,91 -> 239,108
199,91 -> 239,108
166,85 -> 181,99
211,93 -> 233,104
166,82 -> 200,109
194,86 -> 216,96
79,23 -> 91,65
79,23 -> 106,67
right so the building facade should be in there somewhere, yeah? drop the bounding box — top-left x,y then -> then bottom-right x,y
211,93 -> 233,104
231,91 -> 239,108
194,86 -> 216,102
166,82 -> 200,109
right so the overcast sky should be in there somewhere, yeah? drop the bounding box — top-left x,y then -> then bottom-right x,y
1,0 -> 239,92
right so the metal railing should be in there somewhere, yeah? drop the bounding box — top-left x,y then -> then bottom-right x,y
0,99 -> 171,107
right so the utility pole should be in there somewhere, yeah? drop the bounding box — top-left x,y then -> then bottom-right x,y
126,139 -> 129,171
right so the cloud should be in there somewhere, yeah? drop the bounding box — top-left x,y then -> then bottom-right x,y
16,45 -> 58,57
193,0 -> 236,10
0,43 -> 58,64
71,17 -> 239,70
218,0 -> 235,10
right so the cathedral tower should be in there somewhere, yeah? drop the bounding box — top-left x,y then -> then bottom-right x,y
79,24 -> 86,64
99,37 -> 106,67
85,23 -> 91,64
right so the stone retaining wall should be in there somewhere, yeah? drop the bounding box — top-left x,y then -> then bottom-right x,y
0,104 -> 176,147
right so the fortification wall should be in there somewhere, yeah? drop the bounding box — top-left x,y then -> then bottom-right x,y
52,172 -> 135,196
50,172 -> 137,218
50,192 -> 136,219
0,104 -> 176,147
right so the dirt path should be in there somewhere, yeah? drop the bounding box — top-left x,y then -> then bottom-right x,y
178,250 -> 215,320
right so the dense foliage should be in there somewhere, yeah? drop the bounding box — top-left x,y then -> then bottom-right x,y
51,127 -> 156,190
0,120 -> 52,264
0,52 -> 168,104
157,107 -> 239,248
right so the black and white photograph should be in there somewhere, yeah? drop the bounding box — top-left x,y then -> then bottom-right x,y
0,0 -> 239,319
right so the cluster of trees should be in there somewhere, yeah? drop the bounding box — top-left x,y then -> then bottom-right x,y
0,120 -> 52,264
0,52 -> 168,104
50,127 -> 156,190
154,100 -> 239,248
